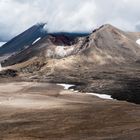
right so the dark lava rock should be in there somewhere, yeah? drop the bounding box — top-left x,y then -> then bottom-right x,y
0,69 -> 18,78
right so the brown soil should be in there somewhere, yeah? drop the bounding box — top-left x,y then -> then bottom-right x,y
0,82 -> 140,140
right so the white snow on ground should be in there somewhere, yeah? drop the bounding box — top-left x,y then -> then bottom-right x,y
0,42 -> 6,47
86,93 -> 113,100
57,84 -> 75,90
0,63 -> 6,72
32,37 -> 41,45
136,39 -> 140,45
0,64 -> 3,71
57,83 -> 113,100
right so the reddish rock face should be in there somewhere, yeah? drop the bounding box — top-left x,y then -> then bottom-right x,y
49,35 -> 75,46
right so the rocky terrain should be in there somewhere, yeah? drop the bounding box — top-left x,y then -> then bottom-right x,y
0,24 -> 139,104
0,24 -> 140,139
0,81 -> 140,140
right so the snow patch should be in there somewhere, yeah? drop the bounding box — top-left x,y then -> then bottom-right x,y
0,63 -> 6,72
136,39 -> 140,45
0,42 -> 6,47
86,93 -> 113,100
57,83 -> 113,100
32,37 -> 41,45
0,63 -> 4,71
0,64 -> 2,71
0,63 -> 5,71
74,90 -> 79,93
57,84 -> 75,90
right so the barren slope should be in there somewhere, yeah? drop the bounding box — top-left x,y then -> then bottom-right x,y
0,82 -> 140,140
1,24 -> 140,104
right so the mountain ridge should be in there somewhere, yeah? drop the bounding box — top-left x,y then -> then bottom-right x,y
0,23 -> 47,60
0,24 -> 140,104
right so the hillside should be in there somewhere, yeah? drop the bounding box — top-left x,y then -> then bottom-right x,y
0,24 -> 140,104
0,23 -> 47,61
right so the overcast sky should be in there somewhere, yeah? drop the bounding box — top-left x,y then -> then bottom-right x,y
1,0 -> 140,41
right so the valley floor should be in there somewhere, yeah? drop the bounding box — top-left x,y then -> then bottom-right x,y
0,82 -> 140,140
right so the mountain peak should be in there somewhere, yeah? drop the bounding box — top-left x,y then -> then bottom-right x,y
102,24 -> 115,28
0,23 -> 48,59
36,22 -> 47,27
92,24 -> 119,34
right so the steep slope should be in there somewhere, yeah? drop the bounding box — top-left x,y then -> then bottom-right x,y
3,24 -> 140,67
1,33 -> 89,67
0,42 -> 6,47
75,24 -> 140,64
0,23 -> 47,61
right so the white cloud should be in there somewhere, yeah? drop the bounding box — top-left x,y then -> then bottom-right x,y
0,0 -> 140,41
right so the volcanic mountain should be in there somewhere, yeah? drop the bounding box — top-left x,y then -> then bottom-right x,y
1,24 -> 140,104
0,23 -> 47,61
2,24 -> 140,66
